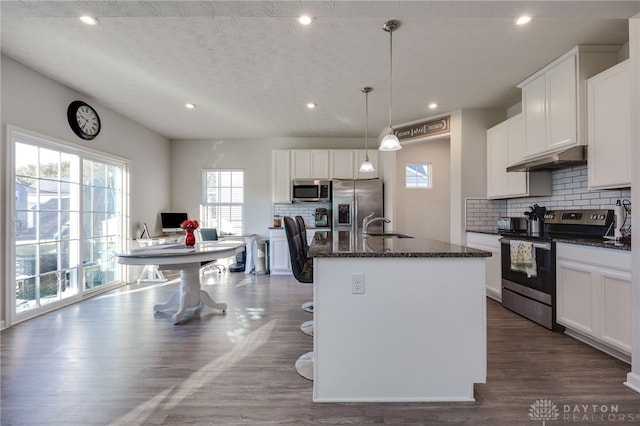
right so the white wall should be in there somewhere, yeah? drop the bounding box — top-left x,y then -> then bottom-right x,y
394,137 -> 450,241
1,55 -> 171,326
169,138 -> 366,238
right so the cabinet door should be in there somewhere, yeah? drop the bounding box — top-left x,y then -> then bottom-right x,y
291,150 -> 311,179
310,150 -> 330,179
466,233 -> 501,300
546,55 -> 577,151
330,150 -> 355,179
269,233 -> 291,274
505,116 -> 528,196
523,74 -> 547,158
272,150 -> 291,203
486,124 -> 508,198
354,150 -> 378,179
598,269 -> 632,353
556,260 -> 597,336
588,61 -> 630,189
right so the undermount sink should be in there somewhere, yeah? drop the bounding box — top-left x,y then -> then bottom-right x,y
366,232 -> 414,239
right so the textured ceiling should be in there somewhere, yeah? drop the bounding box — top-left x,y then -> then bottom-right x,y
2,1 -> 639,140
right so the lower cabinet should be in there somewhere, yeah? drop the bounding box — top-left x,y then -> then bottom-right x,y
466,232 -> 501,301
556,243 -> 631,359
269,228 -> 291,275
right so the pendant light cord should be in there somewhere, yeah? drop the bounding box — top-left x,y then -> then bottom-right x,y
388,29 -> 393,133
365,89 -> 369,161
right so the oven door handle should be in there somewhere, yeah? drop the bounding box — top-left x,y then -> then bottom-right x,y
500,238 -> 552,251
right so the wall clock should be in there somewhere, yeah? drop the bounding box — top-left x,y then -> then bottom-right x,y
67,100 -> 101,140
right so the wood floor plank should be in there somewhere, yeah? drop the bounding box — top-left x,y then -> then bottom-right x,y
1,272 -> 638,425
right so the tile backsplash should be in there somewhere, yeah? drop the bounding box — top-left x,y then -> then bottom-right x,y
467,165 -> 631,232
273,202 -> 331,229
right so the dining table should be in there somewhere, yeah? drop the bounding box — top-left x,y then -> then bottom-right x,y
116,240 -> 246,324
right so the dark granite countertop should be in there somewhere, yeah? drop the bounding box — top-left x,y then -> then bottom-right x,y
465,229 -> 631,251
309,230 -> 492,258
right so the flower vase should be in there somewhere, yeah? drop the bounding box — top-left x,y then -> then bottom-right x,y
184,228 -> 196,247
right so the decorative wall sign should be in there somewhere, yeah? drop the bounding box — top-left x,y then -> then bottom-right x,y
394,116 -> 450,141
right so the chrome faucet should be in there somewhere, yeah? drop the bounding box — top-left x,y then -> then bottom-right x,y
362,212 -> 391,235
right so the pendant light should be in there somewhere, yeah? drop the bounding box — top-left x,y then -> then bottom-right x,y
379,19 -> 402,151
359,87 -> 375,173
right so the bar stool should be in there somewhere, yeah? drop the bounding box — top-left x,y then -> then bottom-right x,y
284,216 -> 314,380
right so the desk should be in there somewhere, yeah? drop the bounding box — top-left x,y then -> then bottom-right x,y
117,240 -> 246,324
136,239 -> 167,283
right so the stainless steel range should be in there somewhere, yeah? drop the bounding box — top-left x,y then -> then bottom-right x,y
500,209 -> 614,330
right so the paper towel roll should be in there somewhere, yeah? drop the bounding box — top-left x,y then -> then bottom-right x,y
614,204 -> 625,239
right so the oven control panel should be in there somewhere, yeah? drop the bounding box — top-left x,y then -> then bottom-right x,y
544,209 -> 613,226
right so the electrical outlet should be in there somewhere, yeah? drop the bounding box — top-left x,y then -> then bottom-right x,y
352,273 -> 365,294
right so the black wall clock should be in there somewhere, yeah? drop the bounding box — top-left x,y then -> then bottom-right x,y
67,100 -> 101,140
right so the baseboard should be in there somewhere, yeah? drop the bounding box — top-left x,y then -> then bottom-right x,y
564,328 -> 631,364
624,372 -> 640,394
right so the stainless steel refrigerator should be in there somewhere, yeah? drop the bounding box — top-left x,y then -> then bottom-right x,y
332,179 -> 384,233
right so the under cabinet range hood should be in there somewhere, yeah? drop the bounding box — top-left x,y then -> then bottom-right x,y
507,146 -> 586,172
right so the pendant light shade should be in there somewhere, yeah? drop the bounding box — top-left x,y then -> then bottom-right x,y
379,20 -> 402,151
359,87 -> 375,173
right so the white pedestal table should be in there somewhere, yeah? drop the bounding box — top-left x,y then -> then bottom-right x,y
117,240 -> 246,324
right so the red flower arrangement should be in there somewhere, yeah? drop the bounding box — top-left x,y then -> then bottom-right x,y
180,219 -> 199,230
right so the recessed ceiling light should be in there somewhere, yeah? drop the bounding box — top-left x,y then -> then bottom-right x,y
306,102 -> 317,109
428,103 -> 438,109
515,15 -> 532,26
298,15 -> 313,26
79,16 -> 98,25
185,103 -> 196,109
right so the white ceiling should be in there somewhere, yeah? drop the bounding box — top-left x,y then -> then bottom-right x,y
2,1 -> 639,140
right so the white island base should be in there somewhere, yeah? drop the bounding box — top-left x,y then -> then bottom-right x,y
312,256 -> 486,402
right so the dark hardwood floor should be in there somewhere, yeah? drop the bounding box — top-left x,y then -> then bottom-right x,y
2,271 -> 638,425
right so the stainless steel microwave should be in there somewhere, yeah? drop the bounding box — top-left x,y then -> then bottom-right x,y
292,180 -> 331,202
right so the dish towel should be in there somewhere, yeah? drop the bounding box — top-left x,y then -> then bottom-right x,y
510,240 -> 537,278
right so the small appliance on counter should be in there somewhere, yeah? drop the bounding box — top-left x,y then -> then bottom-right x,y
315,208 -> 330,228
497,217 -> 527,233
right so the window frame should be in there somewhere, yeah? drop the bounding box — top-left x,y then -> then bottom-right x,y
405,162 -> 433,189
6,125 -> 130,326
200,168 -> 245,236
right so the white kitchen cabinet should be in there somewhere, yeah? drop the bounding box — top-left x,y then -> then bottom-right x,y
556,243 -> 631,359
291,150 -> 330,179
330,150 -> 356,179
353,150 -> 378,179
518,45 -> 619,160
330,149 -> 378,179
465,232 -> 501,301
587,60 -> 631,190
272,150 -> 291,203
269,228 -> 291,275
486,114 -> 551,199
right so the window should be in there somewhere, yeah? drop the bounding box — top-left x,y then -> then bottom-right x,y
10,127 -> 128,322
201,169 -> 244,235
405,163 -> 433,188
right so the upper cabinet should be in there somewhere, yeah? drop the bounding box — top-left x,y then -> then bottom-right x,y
272,150 -> 291,203
331,150 -> 379,179
587,60 -> 631,190
518,45 -> 619,160
486,114 -> 551,199
272,149 -> 378,202
291,150 -> 331,179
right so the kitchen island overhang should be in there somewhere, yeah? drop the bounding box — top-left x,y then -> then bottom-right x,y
309,231 -> 491,402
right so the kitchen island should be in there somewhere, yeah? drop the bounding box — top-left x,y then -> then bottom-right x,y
308,230 -> 491,402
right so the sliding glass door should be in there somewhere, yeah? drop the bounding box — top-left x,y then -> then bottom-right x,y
9,127 -> 128,323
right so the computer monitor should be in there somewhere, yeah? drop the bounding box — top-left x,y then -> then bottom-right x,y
160,212 -> 188,233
